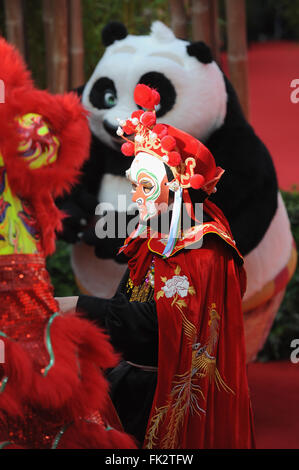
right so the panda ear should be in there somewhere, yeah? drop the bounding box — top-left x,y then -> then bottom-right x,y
186,42 -> 213,64
102,22 -> 128,47
73,84 -> 85,97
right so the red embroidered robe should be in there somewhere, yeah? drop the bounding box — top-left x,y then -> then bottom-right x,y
122,200 -> 255,449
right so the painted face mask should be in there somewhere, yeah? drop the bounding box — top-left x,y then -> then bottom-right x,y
127,152 -> 169,223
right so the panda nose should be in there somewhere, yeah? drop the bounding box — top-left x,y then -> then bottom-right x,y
103,119 -> 119,137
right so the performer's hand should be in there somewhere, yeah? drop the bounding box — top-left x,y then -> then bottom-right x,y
55,296 -> 79,313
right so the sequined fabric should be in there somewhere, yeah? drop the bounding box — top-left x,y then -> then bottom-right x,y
126,256 -> 155,302
0,253 -> 58,369
0,404 -> 110,449
0,406 -> 66,449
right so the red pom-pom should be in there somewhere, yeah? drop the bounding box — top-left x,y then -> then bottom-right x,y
121,142 -> 135,156
122,126 -> 134,135
152,89 -> 160,106
134,84 -> 157,109
140,111 -> 156,127
190,174 -> 205,189
131,110 -> 144,121
123,120 -> 136,135
161,135 -> 176,151
153,124 -> 168,139
168,151 -> 182,167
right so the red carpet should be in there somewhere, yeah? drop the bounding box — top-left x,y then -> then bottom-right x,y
244,44 -> 299,448
222,43 -> 299,449
249,41 -> 299,191
223,41 -> 299,191
248,361 -> 299,449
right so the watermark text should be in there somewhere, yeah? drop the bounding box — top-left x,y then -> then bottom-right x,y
0,80 -> 4,104
290,79 -> 299,103
290,339 -> 299,364
0,339 -> 4,364
94,196 -> 204,250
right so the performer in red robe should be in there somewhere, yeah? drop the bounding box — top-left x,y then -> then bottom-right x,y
0,38 -> 136,449
61,84 -> 255,449
119,204 -> 254,449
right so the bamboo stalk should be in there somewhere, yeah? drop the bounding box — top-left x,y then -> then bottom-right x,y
225,0 -> 249,118
169,0 -> 188,39
191,0 -> 211,44
191,0 -> 221,63
51,0 -> 69,93
4,0 -> 25,57
69,0 -> 85,89
209,0 -> 221,64
42,0 -> 54,91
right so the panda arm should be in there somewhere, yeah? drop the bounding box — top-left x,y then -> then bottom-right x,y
77,293 -> 158,366
208,124 -> 278,255
206,76 -> 278,255
56,134 -> 106,242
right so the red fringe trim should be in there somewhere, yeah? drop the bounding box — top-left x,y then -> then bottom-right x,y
0,313 -> 137,448
57,421 -> 137,450
0,314 -> 116,417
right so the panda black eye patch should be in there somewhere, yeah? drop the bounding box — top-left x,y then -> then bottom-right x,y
137,72 -> 176,118
89,77 -> 117,110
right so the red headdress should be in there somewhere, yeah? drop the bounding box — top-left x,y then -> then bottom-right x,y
118,84 -> 224,257
118,83 -> 224,194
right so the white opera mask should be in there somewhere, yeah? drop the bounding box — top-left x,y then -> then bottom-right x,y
127,152 -> 169,222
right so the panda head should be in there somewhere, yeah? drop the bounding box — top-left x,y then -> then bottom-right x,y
82,21 -> 227,150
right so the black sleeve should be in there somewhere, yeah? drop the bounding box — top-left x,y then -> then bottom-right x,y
76,293 -> 158,366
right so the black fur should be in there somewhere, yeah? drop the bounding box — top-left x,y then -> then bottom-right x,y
89,77 -> 117,110
102,22 -> 128,47
103,119 -> 118,137
187,42 -> 213,64
138,72 -> 176,117
206,75 -> 278,255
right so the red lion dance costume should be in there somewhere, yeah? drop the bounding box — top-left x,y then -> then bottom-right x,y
0,39 -> 136,449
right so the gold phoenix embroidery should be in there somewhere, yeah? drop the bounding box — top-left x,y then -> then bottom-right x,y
145,302 -> 234,449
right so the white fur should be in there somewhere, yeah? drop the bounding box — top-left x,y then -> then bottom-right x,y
79,22 -> 294,309
82,21 -> 227,149
97,173 -> 134,212
71,243 -> 127,298
151,21 -> 176,42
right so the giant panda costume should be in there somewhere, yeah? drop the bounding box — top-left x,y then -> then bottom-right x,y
61,21 -> 296,362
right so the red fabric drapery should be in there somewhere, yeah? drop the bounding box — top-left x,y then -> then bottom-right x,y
122,202 -> 255,449
145,237 -> 254,448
